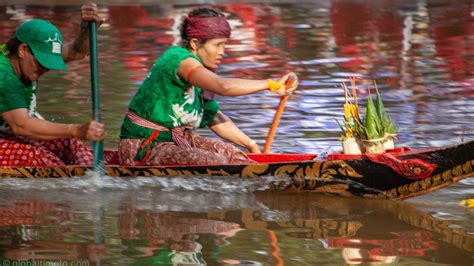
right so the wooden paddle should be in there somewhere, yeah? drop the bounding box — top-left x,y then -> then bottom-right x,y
263,75 -> 297,153
89,23 -> 105,262
89,21 -> 104,169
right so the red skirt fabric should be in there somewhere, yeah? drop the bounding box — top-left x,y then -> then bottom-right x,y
0,135 -> 93,166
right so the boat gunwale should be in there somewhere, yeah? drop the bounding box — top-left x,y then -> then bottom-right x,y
0,140 -> 470,169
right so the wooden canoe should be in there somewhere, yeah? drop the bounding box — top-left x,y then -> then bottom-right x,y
0,140 -> 473,200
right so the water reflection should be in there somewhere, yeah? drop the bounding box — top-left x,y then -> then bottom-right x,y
0,200 -> 106,263
0,190 -> 473,264
119,203 -> 241,265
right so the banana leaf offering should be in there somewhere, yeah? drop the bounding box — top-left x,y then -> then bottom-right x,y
364,90 -> 384,140
336,82 -> 362,139
338,79 -> 398,154
374,81 -> 397,135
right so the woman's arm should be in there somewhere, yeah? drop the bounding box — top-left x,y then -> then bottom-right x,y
63,3 -> 104,62
1,108 -> 106,141
208,111 -> 261,153
177,57 -> 298,96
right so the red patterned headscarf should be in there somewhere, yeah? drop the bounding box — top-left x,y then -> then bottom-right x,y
185,16 -> 231,40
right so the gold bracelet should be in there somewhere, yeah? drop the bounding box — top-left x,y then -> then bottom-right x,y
66,124 -> 77,138
66,124 -> 73,138
268,79 -> 282,93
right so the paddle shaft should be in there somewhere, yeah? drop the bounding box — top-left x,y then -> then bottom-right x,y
89,22 -> 103,169
263,75 -> 297,153
263,95 -> 289,153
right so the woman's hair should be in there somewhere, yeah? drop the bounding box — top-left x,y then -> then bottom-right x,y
5,37 -> 23,55
180,7 -> 226,48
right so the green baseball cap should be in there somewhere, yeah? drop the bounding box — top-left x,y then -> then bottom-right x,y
15,19 -> 68,71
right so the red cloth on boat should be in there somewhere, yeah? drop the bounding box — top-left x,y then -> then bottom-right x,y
0,135 -> 93,166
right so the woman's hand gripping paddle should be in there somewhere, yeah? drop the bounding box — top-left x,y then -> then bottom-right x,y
263,75 -> 297,154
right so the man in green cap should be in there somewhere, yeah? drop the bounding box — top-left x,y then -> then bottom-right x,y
0,3 -> 107,166
15,19 -> 68,72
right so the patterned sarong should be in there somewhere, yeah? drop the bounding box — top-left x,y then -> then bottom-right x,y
0,135 -> 93,166
121,111 -> 252,166
119,130 -> 252,166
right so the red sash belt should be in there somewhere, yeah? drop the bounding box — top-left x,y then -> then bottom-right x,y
126,111 -> 191,163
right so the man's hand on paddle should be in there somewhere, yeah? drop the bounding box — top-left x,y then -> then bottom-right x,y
64,3 -> 105,61
80,3 -> 105,30
275,72 -> 299,95
78,121 -> 107,141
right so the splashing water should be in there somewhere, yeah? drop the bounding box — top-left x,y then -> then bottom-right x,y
0,170 -> 283,194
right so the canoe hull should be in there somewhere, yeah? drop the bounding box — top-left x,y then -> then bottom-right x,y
1,140 -> 473,200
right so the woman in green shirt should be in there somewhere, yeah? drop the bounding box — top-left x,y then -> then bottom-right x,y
119,7 -> 298,166
0,4 -> 106,166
